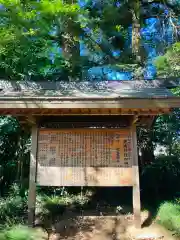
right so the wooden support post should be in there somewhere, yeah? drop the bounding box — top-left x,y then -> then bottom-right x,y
131,123 -> 141,228
28,124 -> 38,227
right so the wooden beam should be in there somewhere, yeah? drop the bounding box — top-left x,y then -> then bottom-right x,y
138,116 -> 156,128
0,104 -> 174,116
0,98 -> 178,110
132,115 -> 139,125
28,124 -> 38,227
131,123 -> 141,228
26,115 -> 36,125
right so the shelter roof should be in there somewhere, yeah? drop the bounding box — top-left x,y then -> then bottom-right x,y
0,80 -> 179,117
0,80 -> 177,99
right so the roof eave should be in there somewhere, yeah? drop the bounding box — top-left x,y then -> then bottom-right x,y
0,97 -> 179,110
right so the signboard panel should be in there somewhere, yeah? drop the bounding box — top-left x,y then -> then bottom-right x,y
37,129 -> 133,186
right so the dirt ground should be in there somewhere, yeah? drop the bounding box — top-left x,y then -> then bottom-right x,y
36,210 -> 179,240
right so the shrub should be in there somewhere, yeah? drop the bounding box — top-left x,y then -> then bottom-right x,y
36,190 -> 93,218
41,195 -> 68,216
0,225 -> 45,240
0,196 -> 27,226
0,184 -> 27,226
141,155 -> 180,202
157,201 -> 180,235
72,191 -> 92,210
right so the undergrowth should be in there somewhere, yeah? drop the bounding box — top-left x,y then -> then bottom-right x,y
36,189 -> 93,218
0,185 -> 93,239
156,200 -> 180,236
0,184 -> 27,227
2,183 -> 180,239
0,225 -> 45,240
0,184 -> 93,226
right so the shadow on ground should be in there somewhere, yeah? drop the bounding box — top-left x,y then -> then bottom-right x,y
35,188 -> 135,239
34,187 -> 171,240
38,214 -> 131,240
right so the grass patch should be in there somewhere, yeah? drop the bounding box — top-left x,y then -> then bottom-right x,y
0,225 -> 45,240
156,201 -> 180,236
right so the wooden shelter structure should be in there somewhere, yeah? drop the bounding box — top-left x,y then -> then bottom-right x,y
0,80 -> 179,229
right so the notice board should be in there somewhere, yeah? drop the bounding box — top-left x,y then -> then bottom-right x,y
37,129 -> 133,186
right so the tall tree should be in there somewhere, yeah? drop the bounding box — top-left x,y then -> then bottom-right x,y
0,0 -> 179,80
0,0 -> 141,80
0,0 -> 82,80
131,0 -> 141,63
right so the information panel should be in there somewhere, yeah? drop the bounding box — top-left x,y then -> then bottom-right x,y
37,129 -> 133,186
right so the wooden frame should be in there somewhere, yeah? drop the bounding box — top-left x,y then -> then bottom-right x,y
0,80 -> 179,229
38,128 -> 131,133
28,124 -> 38,227
27,123 -> 142,228
131,123 -> 141,228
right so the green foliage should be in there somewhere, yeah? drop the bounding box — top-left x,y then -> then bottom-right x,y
172,86 -> 180,96
0,225 -> 45,240
155,42 -> 180,77
152,88 -> 180,156
0,196 -> 25,225
0,116 -> 20,136
0,0 -> 82,79
157,201 -> 180,236
73,191 -> 92,206
40,195 -> 68,216
35,189 -> 93,221
138,86 -> 180,165
153,114 -> 180,155
0,0 -> 146,79
0,0 -> 179,79
0,116 -> 30,195
0,117 -> 21,193
141,155 -> 180,202
0,189 -> 93,240
0,184 -> 27,227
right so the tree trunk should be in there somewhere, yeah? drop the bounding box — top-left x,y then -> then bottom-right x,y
61,0 -> 81,78
132,0 -> 141,63
141,141 -> 155,166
